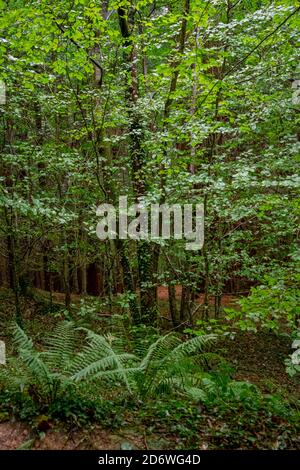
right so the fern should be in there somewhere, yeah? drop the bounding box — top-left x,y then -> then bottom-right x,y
4,322 -> 217,405
135,333 -> 217,398
13,324 -> 35,353
69,329 -> 138,392
11,323 -> 74,403
7,323 -> 139,402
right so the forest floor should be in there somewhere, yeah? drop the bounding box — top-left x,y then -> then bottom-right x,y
0,288 -> 299,450
221,330 -> 297,394
1,332 -> 299,450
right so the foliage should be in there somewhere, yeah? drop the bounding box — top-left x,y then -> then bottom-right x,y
0,321 -> 216,410
285,330 -> 300,377
185,319 -> 236,339
0,318 -> 298,449
135,384 -> 299,449
185,364 -> 261,407
132,333 -> 216,399
0,0 -> 299,324
0,0 -> 299,450
0,322 -> 137,405
225,273 -> 300,332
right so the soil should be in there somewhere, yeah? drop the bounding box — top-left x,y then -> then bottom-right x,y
220,330 -> 300,396
0,421 -> 147,450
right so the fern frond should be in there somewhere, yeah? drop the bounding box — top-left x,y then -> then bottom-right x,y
71,353 -> 136,382
13,324 -> 35,353
92,366 -> 141,382
44,321 -> 77,372
70,329 -> 138,392
139,334 -> 180,371
185,386 -> 208,401
135,334 -> 217,398
70,330 -> 117,372
162,334 -> 217,364
18,348 -> 53,392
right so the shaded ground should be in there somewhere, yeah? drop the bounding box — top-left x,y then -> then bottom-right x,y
0,288 -> 299,450
220,330 -> 300,397
0,422 -> 30,450
0,405 -> 298,450
1,328 -> 298,450
0,422 -> 147,450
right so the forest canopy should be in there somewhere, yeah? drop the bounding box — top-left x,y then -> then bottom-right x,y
0,0 -> 299,453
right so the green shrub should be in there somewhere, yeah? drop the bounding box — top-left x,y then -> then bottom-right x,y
225,273 -> 300,332
184,364 -> 261,408
285,329 -> 300,377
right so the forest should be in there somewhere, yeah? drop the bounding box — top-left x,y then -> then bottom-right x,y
0,0 -> 299,453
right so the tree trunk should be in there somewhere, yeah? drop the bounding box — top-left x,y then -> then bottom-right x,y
5,209 -> 22,326
168,284 -> 179,327
117,7 -> 157,324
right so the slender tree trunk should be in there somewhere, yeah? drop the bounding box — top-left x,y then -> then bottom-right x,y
117,6 -> 157,324
168,284 -> 179,327
73,268 -> 79,294
5,208 -> 22,325
115,239 -> 140,323
81,264 -> 87,296
64,264 -> 71,312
